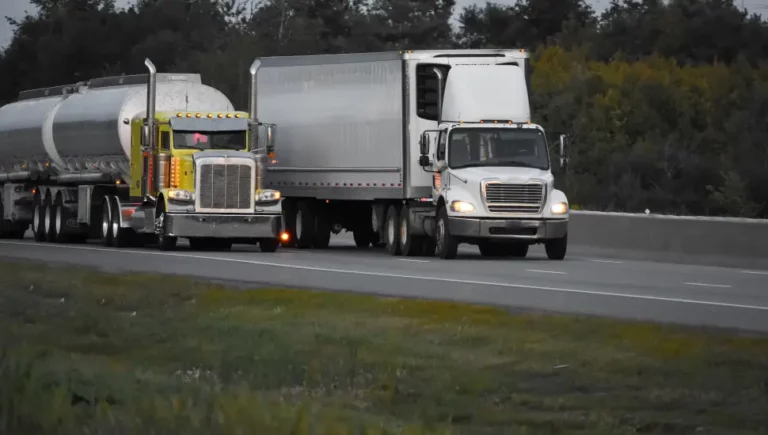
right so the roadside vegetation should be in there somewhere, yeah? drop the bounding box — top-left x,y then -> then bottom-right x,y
1,259 -> 767,434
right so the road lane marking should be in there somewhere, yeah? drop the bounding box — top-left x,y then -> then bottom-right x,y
684,282 -> 732,288
740,270 -> 768,275
589,259 -> 623,264
399,259 -> 430,263
2,240 -> 767,312
526,269 -> 567,275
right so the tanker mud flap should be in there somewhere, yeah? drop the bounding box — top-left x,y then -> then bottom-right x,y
164,213 -> 282,239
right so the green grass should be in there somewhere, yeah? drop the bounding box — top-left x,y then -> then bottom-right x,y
0,260 -> 767,434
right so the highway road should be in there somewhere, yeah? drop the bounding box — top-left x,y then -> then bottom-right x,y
1,233 -> 767,333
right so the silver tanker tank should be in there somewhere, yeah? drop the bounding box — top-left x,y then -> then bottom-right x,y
0,73 -> 235,183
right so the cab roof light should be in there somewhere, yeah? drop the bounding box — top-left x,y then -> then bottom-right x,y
226,113 -> 233,118
235,113 -> 242,118
195,113 -> 202,118
207,113 -> 213,118
177,112 -> 183,117
218,113 -> 224,118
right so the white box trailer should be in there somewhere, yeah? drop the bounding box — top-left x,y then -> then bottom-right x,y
251,49 -> 571,259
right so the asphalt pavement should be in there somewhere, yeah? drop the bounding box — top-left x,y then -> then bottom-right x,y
1,233 -> 767,333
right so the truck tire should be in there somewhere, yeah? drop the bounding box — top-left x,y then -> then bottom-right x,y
435,207 -> 458,259
259,238 -> 280,253
398,206 -> 422,256
110,196 -> 136,248
155,201 -> 177,251
32,203 -> 46,242
100,197 -> 114,247
45,203 -> 57,242
545,234 -> 567,260
313,210 -> 331,249
295,201 -> 315,249
385,204 -> 402,256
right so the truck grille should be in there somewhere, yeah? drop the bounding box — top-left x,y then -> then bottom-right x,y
197,163 -> 253,211
483,182 -> 545,213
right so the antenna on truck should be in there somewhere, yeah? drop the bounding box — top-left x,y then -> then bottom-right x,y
142,58 -> 157,200
249,59 -> 266,193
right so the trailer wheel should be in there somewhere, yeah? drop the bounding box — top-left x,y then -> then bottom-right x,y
398,206 -> 422,256
295,201 -> 315,249
45,203 -> 57,242
545,234 -> 567,260
435,207 -> 458,259
313,209 -> 331,249
259,238 -> 280,253
385,205 -> 402,256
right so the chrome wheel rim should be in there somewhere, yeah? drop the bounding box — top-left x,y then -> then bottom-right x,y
102,203 -> 110,238
296,210 -> 302,238
33,205 -> 40,233
387,215 -> 395,245
56,206 -> 63,236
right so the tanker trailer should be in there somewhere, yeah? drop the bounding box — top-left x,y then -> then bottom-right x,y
0,58 -> 284,251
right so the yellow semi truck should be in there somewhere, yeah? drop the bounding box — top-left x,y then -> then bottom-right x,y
0,59 -> 284,251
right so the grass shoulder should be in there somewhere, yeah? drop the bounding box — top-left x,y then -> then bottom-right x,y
1,260 -> 766,434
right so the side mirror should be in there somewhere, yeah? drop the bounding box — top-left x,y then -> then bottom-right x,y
419,155 -> 430,167
558,134 -> 570,170
419,132 -> 430,156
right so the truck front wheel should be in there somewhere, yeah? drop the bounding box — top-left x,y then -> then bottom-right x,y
435,207 -> 458,259
155,201 -> 177,251
545,234 -> 567,260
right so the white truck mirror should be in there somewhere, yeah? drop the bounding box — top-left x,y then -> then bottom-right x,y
419,132 -> 430,156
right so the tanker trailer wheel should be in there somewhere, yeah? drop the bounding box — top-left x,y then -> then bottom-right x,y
45,202 -> 58,242
100,197 -> 114,247
154,200 -> 177,251
32,202 -> 46,242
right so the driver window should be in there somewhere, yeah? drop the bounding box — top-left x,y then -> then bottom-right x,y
437,130 -> 447,161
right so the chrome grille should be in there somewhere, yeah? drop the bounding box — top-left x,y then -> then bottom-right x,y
197,163 -> 253,211
484,182 -> 545,213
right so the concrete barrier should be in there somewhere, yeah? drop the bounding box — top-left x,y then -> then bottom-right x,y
568,211 -> 768,269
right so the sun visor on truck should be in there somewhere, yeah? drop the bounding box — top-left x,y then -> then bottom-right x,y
440,64 -> 530,123
170,116 -> 248,132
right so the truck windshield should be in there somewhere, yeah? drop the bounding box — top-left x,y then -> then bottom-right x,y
173,130 -> 246,151
447,128 -> 549,170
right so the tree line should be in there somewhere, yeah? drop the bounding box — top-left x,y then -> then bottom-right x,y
1,0 -> 767,217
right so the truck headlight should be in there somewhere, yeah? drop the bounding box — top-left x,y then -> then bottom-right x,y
551,202 -> 568,215
168,189 -> 194,202
256,189 -> 281,202
450,200 -> 475,213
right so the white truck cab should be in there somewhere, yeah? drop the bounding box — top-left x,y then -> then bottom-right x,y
417,56 -> 570,259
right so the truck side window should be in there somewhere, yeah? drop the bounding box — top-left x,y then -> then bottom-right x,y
159,131 -> 170,150
437,130 -> 447,161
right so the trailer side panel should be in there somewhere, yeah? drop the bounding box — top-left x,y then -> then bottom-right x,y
259,55 -> 406,201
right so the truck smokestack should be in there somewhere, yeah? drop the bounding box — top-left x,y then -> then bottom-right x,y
433,67 -> 443,124
145,59 -> 157,149
249,60 -> 261,124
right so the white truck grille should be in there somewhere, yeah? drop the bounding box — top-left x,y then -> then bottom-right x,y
195,160 -> 254,213
483,182 -> 545,213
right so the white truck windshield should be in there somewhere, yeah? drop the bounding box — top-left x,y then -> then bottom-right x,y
447,128 -> 549,170
173,130 -> 246,151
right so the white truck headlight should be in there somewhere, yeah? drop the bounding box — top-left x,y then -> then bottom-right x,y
550,202 -> 568,215
256,189 -> 281,202
450,200 -> 475,213
168,189 -> 194,202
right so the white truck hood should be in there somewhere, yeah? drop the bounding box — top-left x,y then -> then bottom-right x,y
452,166 -> 553,184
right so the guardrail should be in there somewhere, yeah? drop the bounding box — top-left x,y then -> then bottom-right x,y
568,210 -> 768,268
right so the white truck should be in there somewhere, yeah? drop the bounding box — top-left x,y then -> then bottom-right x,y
251,49 -> 570,259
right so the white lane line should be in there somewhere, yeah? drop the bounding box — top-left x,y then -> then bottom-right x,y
684,282 -> 732,289
740,270 -> 768,275
526,269 -> 567,275
1,240 -> 767,311
399,259 -> 430,263
589,259 -> 623,264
